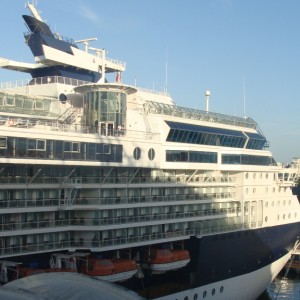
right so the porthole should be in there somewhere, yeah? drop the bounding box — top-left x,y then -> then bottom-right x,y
212,288 -> 215,296
148,148 -> 155,160
203,290 -> 207,298
245,173 -> 249,179
266,173 -> 268,179
193,293 -> 198,300
277,215 -> 280,220
283,214 -> 286,220
253,173 -> 256,179
260,173 -> 263,179
288,213 -> 291,219
220,286 -> 224,293
265,202 -> 268,208
253,188 -> 256,194
273,187 -> 275,193
265,216 -> 268,222
283,200 -> 286,206
133,147 -> 141,160
184,296 -> 188,300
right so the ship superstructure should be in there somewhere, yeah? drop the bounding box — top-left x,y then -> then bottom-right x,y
0,3 -> 300,300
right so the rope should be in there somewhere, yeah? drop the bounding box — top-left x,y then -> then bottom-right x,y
274,240 -> 300,299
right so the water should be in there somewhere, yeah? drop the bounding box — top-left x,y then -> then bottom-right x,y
258,276 -> 300,300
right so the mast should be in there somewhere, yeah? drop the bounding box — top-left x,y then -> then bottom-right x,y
26,1 -> 43,22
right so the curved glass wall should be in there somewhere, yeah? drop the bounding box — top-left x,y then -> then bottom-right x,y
83,90 -> 126,135
165,121 -> 268,150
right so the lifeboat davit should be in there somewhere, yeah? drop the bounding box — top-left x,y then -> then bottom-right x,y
147,249 -> 190,274
81,258 -> 138,282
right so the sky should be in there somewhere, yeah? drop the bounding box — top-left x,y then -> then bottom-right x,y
0,0 -> 299,163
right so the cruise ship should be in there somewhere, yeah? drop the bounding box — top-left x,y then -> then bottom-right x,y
0,2 -> 300,300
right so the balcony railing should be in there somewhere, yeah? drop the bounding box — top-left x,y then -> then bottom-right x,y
0,223 -> 244,257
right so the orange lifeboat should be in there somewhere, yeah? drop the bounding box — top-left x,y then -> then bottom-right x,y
81,258 -> 138,282
18,267 -> 47,278
146,249 -> 190,274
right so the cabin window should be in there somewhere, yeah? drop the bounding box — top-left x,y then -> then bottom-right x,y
28,139 -> 46,151
35,100 -> 44,110
148,148 -> 155,160
64,142 -> 79,152
0,137 -> 7,148
4,94 -> 15,106
133,147 -> 141,160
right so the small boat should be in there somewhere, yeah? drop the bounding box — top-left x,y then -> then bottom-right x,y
81,258 -> 138,282
17,254 -> 78,279
146,248 -> 190,274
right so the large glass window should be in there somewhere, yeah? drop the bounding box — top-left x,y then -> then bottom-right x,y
166,150 -> 217,163
222,154 -> 273,165
166,121 -> 247,148
84,90 -> 127,135
0,136 -> 122,162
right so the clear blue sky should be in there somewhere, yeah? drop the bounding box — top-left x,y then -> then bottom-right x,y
1,0 -> 299,163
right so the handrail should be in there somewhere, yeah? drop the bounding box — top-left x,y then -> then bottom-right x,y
0,191 -> 236,208
0,76 -> 91,90
0,223 -> 243,257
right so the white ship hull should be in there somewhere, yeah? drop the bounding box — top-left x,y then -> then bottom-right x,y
156,251 -> 291,300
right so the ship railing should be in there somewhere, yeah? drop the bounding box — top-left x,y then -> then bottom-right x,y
145,100 -> 258,129
0,206 -> 240,234
0,118 -> 161,141
0,223 -> 245,256
105,57 -> 126,69
138,87 -> 170,97
107,175 -> 236,185
0,192 -> 236,209
0,76 -> 90,90
0,173 -> 235,186
23,32 -> 76,46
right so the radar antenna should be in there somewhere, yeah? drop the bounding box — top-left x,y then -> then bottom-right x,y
205,90 -> 211,112
75,38 -> 97,52
88,47 -> 106,58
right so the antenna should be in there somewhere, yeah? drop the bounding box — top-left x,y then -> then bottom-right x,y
165,48 -> 168,92
243,75 -> 246,118
26,1 -> 43,22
